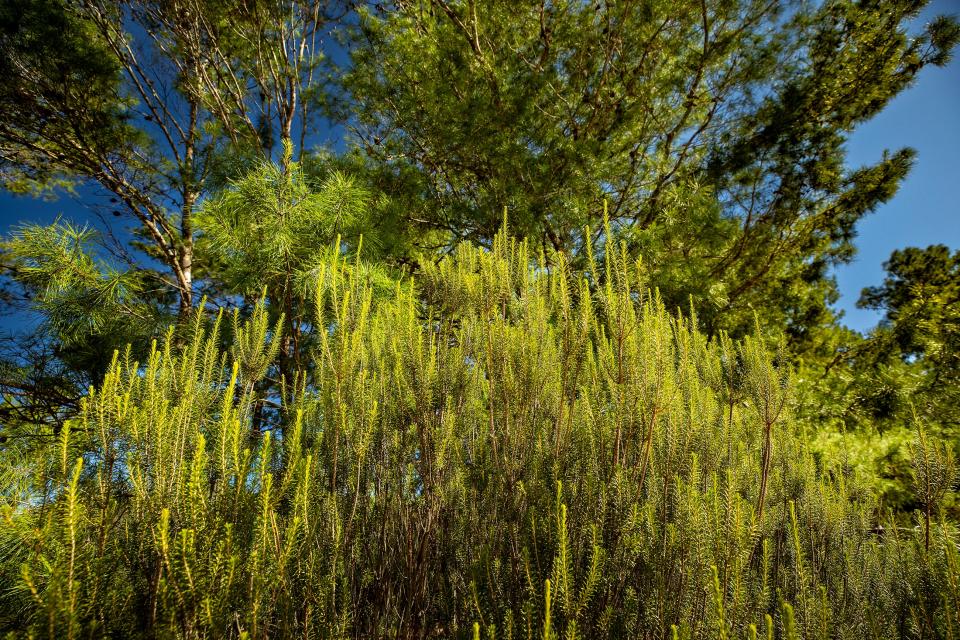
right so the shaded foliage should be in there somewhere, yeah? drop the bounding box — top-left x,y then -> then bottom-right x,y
800,245 -> 960,515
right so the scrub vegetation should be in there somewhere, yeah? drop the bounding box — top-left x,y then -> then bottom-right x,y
1,0 -> 958,637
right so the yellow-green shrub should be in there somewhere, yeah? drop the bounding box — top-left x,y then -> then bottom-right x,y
1,230 -> 957,639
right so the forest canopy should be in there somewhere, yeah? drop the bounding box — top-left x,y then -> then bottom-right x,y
0,0 -> 958,638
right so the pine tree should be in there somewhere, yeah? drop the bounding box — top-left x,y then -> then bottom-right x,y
339,0 -> 959,344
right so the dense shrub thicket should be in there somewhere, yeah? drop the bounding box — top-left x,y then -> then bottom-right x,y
1,231 -> 958,639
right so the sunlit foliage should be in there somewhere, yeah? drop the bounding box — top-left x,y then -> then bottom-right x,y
2,230 -> 956,638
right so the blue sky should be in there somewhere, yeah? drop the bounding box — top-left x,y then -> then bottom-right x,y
835,0 -> 960,331
1,1 -> 958,334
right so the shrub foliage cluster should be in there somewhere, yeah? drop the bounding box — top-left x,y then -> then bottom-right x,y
2,231 -> 957,639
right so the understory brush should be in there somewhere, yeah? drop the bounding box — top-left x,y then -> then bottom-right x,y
1,231 -> 957,639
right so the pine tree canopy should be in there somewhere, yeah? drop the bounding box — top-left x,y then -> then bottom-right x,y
340,0 -> 959,342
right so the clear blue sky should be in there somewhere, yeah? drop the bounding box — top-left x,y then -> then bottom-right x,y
835,0 -> 960,332
1,1 -> 958,334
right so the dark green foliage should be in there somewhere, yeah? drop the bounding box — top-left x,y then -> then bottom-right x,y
0,0 -> 346,318
856,246 -> 960,437
3,221 -> 161,355
0,221 -> 168,434
800,246 -> 960,516
859,245 -> 960,366
0,0 -> 134,194
340,0 -> 959,343
2,231 -> 957,638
